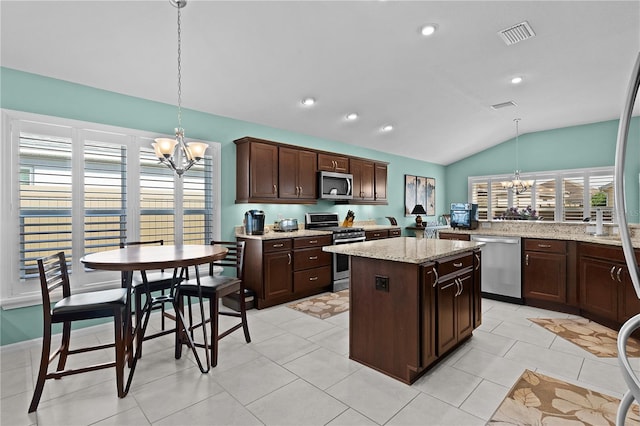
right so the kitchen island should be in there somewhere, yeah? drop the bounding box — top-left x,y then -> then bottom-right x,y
323,237 -> 484,384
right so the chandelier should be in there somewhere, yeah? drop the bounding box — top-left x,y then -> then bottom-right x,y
501,118 -> 534,194
152,0 -> 208,177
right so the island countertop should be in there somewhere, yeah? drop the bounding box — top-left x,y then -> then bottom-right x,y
323,236 -> 483,264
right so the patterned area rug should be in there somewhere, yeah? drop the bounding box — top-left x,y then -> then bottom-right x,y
288,290 -> 349,319
529,317 -> 640,358
488,369 -> 640,425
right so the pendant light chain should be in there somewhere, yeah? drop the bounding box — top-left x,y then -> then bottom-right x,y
176,3 -> 183,131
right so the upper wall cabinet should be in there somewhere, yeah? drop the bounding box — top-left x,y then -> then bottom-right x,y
235,136 -> 388,205
318,153 -> 349,173
279,146 -> 317,201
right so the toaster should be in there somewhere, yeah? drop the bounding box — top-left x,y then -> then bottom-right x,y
275,218 -> 298,232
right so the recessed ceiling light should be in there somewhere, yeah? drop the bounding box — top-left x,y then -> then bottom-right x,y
420,24 -> 437,36
301,97 -> 316,106
381,124 -> 394,132
346,112 -> 358,121
511,76 -> 523,84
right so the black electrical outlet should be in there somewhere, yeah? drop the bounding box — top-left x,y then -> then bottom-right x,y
375,275 -> 389,292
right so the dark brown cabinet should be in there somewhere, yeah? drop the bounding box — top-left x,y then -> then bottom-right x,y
579,243 -> 640,325
350,159 -> 375,201
365,230 -> 388,240
279,147 -> 317,201
235,140 -> 278,202
439,232 -> 471,241
240,235 -> 332,309
389,228 -> 402,238
235,136 -> 388,205
436,253 -> 474,355
473,250 -> 482,328
318,153 -> 349,173
523,239 -> 567,304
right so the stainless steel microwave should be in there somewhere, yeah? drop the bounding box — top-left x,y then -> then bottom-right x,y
318,171 -> 353,200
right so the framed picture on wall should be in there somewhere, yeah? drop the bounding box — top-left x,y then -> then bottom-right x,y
405,174 -> 436,217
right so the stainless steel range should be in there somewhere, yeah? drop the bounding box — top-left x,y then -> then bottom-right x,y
305,212 -> 366,291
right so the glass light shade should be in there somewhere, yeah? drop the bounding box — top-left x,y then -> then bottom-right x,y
154,138 -> 178,157
187,142 -> 208,160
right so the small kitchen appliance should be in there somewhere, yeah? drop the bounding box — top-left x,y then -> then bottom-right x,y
273,218 -> 298,232
244,209 -> 265,235
318,171 -> 354,200
450,203 -> 479,230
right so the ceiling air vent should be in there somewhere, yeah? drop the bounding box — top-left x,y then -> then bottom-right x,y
498,21 -> 536,46
491,101 -> 518,110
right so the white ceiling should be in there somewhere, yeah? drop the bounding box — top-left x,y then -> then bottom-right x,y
2,0 -> 639,165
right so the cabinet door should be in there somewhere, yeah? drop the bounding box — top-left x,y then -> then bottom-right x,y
374,163 -> 387,201
421,264 -> 437,367
619,267 -> 640,323
318,153 -> 349,173
456,274 -> 474,341
437,276 -> 458,355
579,256 -> 619,322
250,143 -> 278,199
473,250 -> 482,328
264,251 -> 293,299
278,147 -> 299,199
297,149 -> 317,199
524,251 -> 567,303
351,159 -> 375,200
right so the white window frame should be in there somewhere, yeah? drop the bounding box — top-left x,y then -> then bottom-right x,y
1,109 -> 221,308
468,166 -> 614,222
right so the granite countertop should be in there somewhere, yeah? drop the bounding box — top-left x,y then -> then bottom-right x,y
323,237 -> 483,264
360,225 -> 401,231
441,221 -> 640,248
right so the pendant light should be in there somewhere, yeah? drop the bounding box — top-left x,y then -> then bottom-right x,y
501,118 -> 534,194
152,0 -> 208,177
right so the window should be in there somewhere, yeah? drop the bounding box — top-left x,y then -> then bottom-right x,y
469,167 -> 614,222
1,110 -> 221,306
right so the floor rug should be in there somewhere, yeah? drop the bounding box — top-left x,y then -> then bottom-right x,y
529,317 -> 640,358
288,290 -> 349,319
488,369 -> 640,425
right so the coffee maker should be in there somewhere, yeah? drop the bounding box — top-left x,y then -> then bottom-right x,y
244,210 -> 265,235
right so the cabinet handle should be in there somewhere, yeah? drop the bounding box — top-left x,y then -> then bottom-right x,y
299,186 -> 303,196
475,253 -> 480,270
374,233 -> 380,237
537,244 -> 552,248
441,281 -> 457,290
458,275 -> 470,283
309,240 -> 318,244
610,265 -> 617,281
309,276 -> 318,281
617,267 -> 623,283
309,256 -> 318,260
273,184 -> 277,194
273,243 -> 284,248
432,267 -> 439,287
333,160 -> 337,169
456,279 -> 462,297
287,253 -> 291,265
453,262 -> 463,268
526,254 -> 529,266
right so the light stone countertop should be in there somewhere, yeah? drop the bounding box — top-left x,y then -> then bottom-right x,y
234,223 -> 400,240
323,237 -> 483,264
440,221 -> 640,248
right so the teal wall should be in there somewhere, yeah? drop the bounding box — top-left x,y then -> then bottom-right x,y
0,67 -> 445,345
446,118 -> 640,223
2,67 -> 638,346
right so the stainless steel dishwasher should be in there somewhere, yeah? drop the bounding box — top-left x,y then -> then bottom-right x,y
470,235 -> 523,303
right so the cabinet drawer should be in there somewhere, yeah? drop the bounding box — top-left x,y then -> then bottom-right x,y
389,228 -> 401,237
366,230 -> 389,240
525,238 -> 566,254
439,232 -> 470,241
437,253 -> 474,277
294,247 -> 331,270
263,239 -> 292,253
293,235 -> 332,249
294,266 -> 332,292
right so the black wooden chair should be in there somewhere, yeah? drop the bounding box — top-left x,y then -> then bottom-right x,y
29,252 -> 128,413
176,241 -> 251,367
120,240 -> 181,358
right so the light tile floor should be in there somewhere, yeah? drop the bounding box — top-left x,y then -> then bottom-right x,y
2,298 -> 639,426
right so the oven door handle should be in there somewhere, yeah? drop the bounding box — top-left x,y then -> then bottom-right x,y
334,237 -> 366,244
